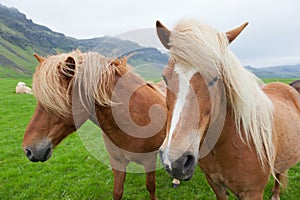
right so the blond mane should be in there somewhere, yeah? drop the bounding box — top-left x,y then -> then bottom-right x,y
169,19 -> 275,173
32,51 -> 132,118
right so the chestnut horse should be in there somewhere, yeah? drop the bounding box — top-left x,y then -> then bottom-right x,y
156,19 -> 300,200
22,51 -> 175,200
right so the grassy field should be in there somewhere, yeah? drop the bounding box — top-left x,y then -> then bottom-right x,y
0,78 -> 299,200
262,78 -> 300,84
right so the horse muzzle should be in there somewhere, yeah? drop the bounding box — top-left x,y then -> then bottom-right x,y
159,149 -> 196,181
24,140 -> 53,162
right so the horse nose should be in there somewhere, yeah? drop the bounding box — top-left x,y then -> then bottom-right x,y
25,148 -> 34,161
159,149 -> 196,180
173,152 -> 195,174
24,143 -> 52,162
182,153 -> 195,174
159,149 -> 171,171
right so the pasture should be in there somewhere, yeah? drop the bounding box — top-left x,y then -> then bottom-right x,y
0,78 -> 299,199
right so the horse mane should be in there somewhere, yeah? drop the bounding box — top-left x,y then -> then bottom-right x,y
169,19 -> 275,173
32,50 -> 132,118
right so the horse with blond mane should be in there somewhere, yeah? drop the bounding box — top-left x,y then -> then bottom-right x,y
156,19 -> 300,200
22,50 -> 177,200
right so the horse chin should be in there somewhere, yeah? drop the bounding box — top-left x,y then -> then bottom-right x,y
182,172 -> 194,181
167,167 -> 195,181
180,169 -> 195,181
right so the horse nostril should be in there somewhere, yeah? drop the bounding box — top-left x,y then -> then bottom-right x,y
159,149 -> 171,172
182,154 -> 195,173
25,147 -> 38,162
25,148 -> 32,159
42,146 -> 52,162
45,147 -> 51,157
165,164 -> 170,170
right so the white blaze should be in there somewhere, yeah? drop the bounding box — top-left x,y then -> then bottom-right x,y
164,65 -> 197,166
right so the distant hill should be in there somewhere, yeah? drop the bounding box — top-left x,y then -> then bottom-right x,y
0,4 -> 299,79
0,4 -> 168,78
245,65 -> 300,78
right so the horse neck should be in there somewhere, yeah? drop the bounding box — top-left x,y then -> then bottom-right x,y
90,71 -> 166,147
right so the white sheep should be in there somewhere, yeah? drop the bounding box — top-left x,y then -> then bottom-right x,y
16,82 -> 33,94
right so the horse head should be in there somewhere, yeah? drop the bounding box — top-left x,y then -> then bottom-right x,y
156,20 -> 248,180
23,53 -> 90,162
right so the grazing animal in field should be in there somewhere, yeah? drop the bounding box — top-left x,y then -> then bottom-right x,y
16,82 -> 33,94
290,79 -> 300,93
22,51 -> 177,200
156,19 -> 300,200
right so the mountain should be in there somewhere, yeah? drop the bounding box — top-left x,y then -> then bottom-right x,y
0,4 -> 168,78
0,4 -> 299,79
245,65 -> 300,78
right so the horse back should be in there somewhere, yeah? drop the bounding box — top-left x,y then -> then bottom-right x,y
263,82 -> 300,172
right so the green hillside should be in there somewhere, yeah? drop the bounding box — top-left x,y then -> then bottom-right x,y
1,4 -> 299,79
0,36 -> 35,77
0,4 -> 168,78
0,4 -> 79,77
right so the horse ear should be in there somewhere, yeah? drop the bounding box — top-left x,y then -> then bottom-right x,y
226,22 -> 249,43
61,56 -> 76,78
33,53 -> 45,63
156,20 -> 171,49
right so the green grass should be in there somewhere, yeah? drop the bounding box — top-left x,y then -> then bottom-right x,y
0,78 -> 299,199
262,78 -> 300,84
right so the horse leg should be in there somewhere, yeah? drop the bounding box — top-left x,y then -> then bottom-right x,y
271,173 -> 281,200
205,174 -> 228,200
112,168 -> 127,200
271,172 -> 288,200
104,134 -> 129,199
144,157 -> 158,200
145,171 -> 157,200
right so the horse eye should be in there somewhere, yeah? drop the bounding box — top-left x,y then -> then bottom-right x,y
162,75 -> 168,85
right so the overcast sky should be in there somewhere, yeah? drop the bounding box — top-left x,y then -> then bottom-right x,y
1,0 -> 300,67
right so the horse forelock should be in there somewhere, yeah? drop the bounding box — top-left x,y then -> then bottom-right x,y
32,51 -> 131,119
32,52 -> 75,118
169,19 -> 275,174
